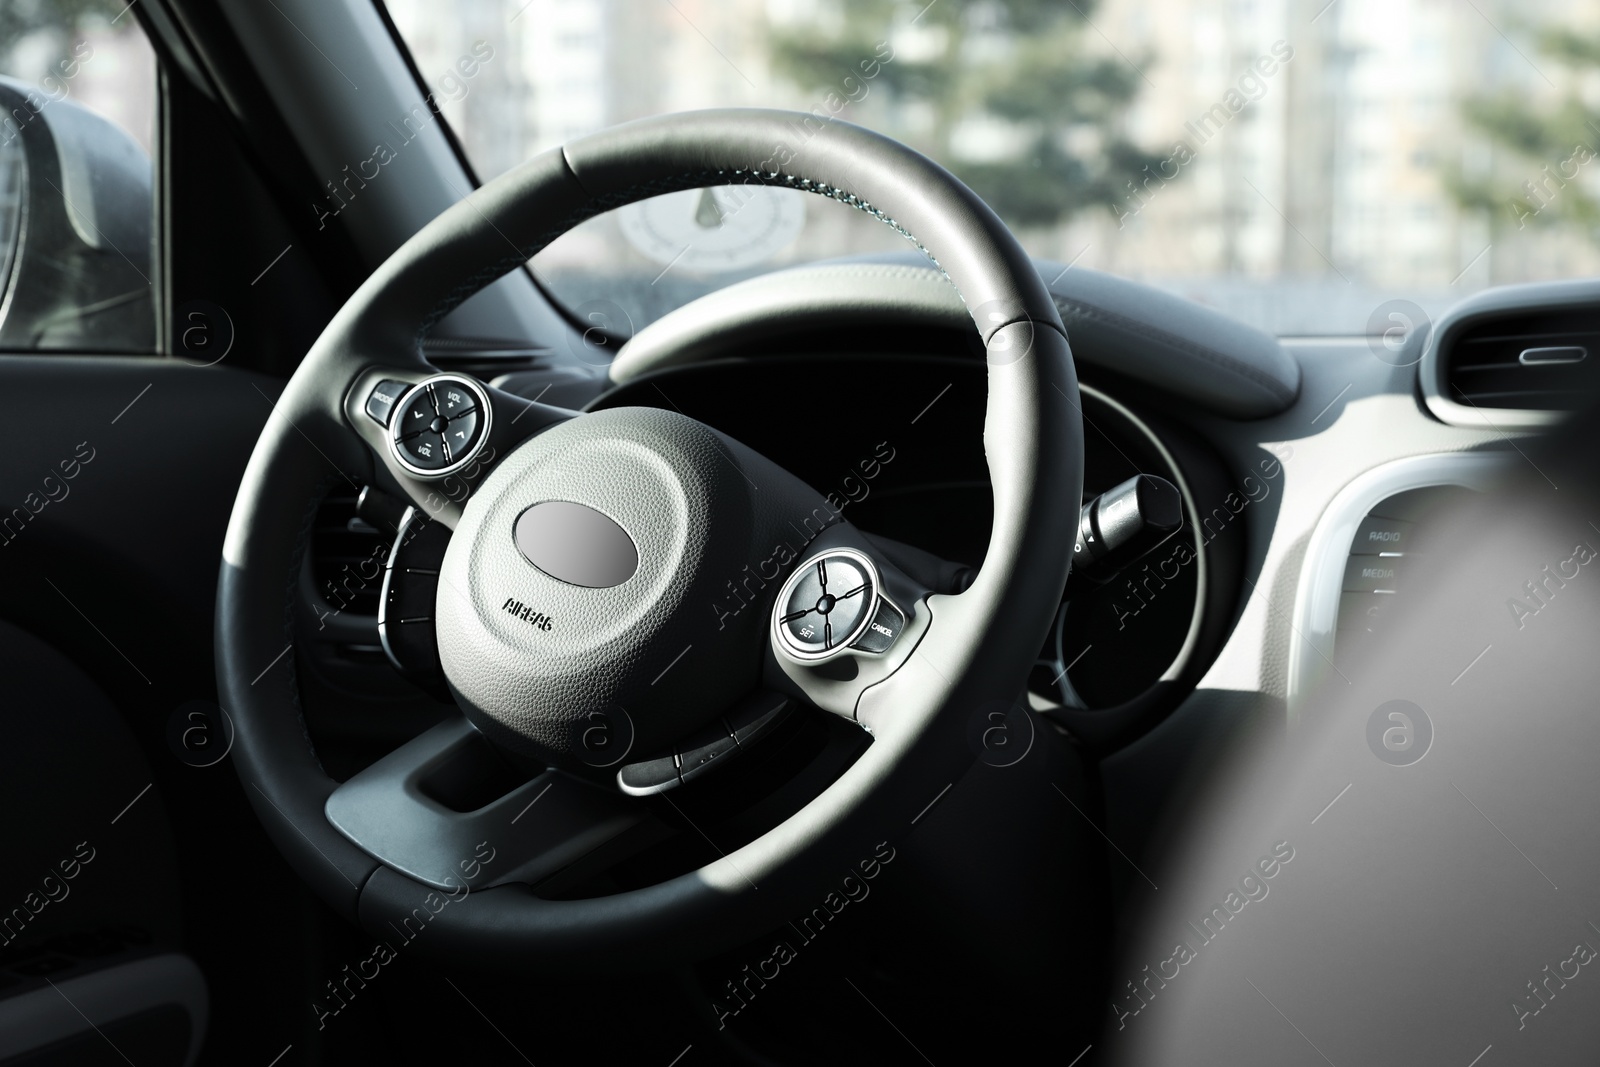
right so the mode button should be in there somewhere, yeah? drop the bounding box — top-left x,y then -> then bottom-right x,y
364,379 -> 411,427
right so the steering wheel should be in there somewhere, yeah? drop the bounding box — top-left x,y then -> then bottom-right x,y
218,109 -> 1083,969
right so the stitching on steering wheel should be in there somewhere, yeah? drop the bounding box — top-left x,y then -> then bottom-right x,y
583,168 -> 952,289
415,167 -> 956,344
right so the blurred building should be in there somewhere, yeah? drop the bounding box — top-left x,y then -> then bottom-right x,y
1090,0 -> 1600,328
377,0 -> 1600,333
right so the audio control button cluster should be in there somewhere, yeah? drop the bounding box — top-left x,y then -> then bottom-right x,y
381,375 -> 492,478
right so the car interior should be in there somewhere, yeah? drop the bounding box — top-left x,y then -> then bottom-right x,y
4,0 -> 1600,1064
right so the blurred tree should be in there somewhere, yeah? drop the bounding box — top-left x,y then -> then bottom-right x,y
769,0 -> 1162,228
1446,26 -> 1600,235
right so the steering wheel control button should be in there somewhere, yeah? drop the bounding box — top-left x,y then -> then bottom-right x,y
435,383 -> 475,416
617,753 -> 681,796
773,549 -> 880,661
615,694 -> 790,795
1338,594 -> 1392,635
442,407 -> 480,460
378,507 -> 452,698
397,431 -> 448,471
849,597 -> 906,654
677,722 -> 738,784
364,379 -> 411,427
387,374 -> 492,478
399,392 -> 436,432
730,695 -> 789,747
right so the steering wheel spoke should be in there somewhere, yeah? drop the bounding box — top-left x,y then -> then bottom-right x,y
342,364 -> 577,529
325,716 -> 643,893
762,525 -> 935,725
614,688 -> 793,796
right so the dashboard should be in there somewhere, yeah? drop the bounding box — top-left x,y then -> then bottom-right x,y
280,247 -> 1600,933
294,252 -> 1553,824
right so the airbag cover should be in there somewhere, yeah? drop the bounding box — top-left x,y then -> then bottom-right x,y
435,406 -> 823,771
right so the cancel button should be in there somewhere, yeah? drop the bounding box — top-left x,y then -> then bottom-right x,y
849,598 -> 906,654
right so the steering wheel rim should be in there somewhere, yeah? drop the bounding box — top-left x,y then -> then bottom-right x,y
218,108 -> 1084,970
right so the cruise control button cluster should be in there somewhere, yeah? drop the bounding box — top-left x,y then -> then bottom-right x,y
774,550 -> 884,660
381,375 -> 490,476
772,548 -> 910,662
780,555 -> 872,654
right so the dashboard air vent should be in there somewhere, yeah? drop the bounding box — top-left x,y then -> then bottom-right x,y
310,486 -> 386,617
1443,308 -> 1600,410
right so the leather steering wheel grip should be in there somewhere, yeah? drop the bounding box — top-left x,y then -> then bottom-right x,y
217,109 -> 1084,968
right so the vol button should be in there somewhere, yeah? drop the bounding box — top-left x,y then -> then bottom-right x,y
399,432 -> 448,470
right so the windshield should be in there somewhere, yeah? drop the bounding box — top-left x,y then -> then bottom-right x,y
384,0 -> 1598,339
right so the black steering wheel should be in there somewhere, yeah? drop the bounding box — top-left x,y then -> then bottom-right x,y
217,109 -> 1083,970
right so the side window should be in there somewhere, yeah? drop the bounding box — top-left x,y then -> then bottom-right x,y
0,1 -> 157,352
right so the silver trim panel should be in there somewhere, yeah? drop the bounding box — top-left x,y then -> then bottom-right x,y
1286,451 -> 1512,718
